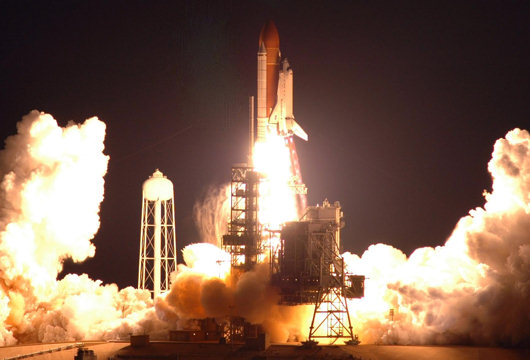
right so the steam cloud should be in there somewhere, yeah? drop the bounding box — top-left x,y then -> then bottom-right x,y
158,243 -> 310,342
0,111 -> 165,345
161,128 -> 530,346
1,110 -> 529,347
345,128 -> 530,346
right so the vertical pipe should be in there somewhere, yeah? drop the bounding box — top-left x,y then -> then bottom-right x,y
171,197 -> 177,273
138,198 -> 146,289
249,95 -> 254,167
154,198 -> 161,298
163,201 -> 169,292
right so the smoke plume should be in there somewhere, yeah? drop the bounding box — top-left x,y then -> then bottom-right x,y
160,128 -> 530,346
0,111 -> 166,345
2,110 -> 529,347
345,128 -> 530,346
159,243 -> 310,342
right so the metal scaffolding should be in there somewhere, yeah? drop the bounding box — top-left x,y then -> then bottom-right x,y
219,164 -> 364,344
307,225 -> 353,342
222,164 -> 262,271
271,200 -> 365,343
220,164 -> 263,342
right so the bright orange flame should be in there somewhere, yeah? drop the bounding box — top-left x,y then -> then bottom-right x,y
253,133 -> 299,231
253,131 -> 301,271
181,243 -> 231,280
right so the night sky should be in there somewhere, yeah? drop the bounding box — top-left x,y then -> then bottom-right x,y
0,1 -> 528,289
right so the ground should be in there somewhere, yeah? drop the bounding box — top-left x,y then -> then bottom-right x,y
0,341 -> 528,360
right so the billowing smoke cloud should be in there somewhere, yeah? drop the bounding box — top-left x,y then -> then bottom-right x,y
345,128 -> 530,346
2,110 -> 529,347
0,111 -> 166,345
159,243 -> 310,342
160,128 -> 530,346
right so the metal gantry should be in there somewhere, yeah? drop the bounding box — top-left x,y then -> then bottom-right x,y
271,200 -> 364,343
221,164 -> 263,342
222,164 -> 261,271
219,163 -> 364,344
307,226 -> 353,341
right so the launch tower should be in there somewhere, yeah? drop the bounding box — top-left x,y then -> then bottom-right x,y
138,169 -> 178,298
222,164 -> 262,271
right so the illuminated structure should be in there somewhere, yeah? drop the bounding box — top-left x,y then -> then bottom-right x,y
271,200 -> 365,342
218,21 -> 365,344
220,164 -> 263,342
222,164 -> 262,271
138,169 -> 177,299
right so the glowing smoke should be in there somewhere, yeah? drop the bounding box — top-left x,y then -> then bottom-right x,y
0,112 -> 107,287
2,110 -> 529,346
160,243 -> 310,342
160,132 -> 309,341
345,128 -> 530,346
0,111 -> 164,345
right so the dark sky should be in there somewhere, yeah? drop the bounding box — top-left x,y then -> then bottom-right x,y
0,1 -> 528,288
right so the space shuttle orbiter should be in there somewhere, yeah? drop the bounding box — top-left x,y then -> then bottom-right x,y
256,20 -> 308,142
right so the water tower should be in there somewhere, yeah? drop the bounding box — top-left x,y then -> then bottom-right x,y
138,169 -> 177,298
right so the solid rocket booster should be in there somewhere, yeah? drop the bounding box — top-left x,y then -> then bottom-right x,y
256,21 -> 308,142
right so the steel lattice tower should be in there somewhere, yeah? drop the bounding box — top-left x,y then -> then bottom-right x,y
271,200 -> 365,344
138,169 -> 177,299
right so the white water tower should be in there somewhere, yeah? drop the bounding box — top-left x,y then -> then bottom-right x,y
138,169 -> 177,298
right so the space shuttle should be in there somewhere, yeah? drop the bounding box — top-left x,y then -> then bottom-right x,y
256,20 -> 308,142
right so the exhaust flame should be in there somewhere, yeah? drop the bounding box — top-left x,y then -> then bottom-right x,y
162,131 -> 311,341
254,133 -> 299,229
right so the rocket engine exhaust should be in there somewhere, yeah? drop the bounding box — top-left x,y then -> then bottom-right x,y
0,20 -> 529,348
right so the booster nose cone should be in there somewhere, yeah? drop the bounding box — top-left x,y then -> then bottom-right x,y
259,20 -> 280,49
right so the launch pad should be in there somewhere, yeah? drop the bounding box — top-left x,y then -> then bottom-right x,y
216,20 -> 366,344
216,151 -> 365,343
134,20 -> 365,345
220,167 -> 365,343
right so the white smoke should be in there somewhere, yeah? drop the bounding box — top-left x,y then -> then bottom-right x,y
0,112 -> 107,288
0,111 -> 167,345
160,128 -> 530,346
345,128 -> 530,346
193,185 -> 230,246
159,243 -> 310,342
2,110 -> 529,347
